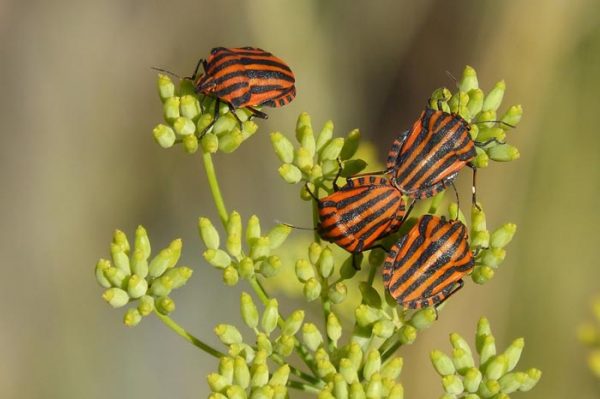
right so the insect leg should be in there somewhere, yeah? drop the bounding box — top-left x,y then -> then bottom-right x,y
332,158 -> 344,192
467,163 -> 481,210
246,106 -> 269,119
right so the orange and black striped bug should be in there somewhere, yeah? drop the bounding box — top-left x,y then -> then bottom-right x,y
382,214 -> 474,309
385,107 -> 477,200
306,174 -> 407,269
191,47 -> 296,123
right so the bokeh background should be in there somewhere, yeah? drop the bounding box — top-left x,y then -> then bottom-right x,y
1,0 -> 599,398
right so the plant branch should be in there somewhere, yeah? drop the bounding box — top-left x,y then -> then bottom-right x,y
202,151 -> 229,226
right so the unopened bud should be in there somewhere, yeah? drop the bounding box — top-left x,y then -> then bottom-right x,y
363,350 -> 382,380
110,243 -> 130,275
319,137 -> 344,162
137,295 -> 154,316
270,132 -> 295,164
259,256 -> 281,278
372,319 -> 395,339
519,368 -> 542,392
219,128 -> 244,153
480,247 -> 506,268
328,282 -> 347,304
294,147 -> 314,172
302,323 -> 323,351
250,237 -> 270,260
317,247 -> 334,278
472,265 -> 494,284
240,292 -> 259,329
179,95 -> 200,120
223,266 -> 239,286
163,97 -> 180,122
149,275 -> 173,297
124,308 -> 142,327
131,249 -> 149,278
442,374 -> 464,395
157,74 -> 175,101
278,164 -> 302,184
366,373 -> 383,397
463,367 -> 482,393
478,378 -> 500,397
467,88 -> 484,118
349,381 -> 366,399
459,66 -> 479,92
203,249 -> 232,269
127,274 -> 148,298
269,364 -> 290,386
102,288 -> 129,308
246,215 -> 261,245
490,223 -> 517,249
501,104 -> 523,127
233,356 -> 250,389
340,129 -> 360,160
327,313 -> 342,344
355,305 -> 380,327
295,259 -> 314,282
430,350 -> 456,376
282,310 -> 304,336
487,143 -> 520,162
134,225 -> 151,259
95,259 -> 112,288
201,132 -> 219,153
267,224 -> 291,250
274,334 -> 295,357
316,120 -> 334,152
410,308 -> 436,331
155,296 -> 175,315
261,299 -> 279,335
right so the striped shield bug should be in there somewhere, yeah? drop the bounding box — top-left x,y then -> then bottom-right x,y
308,175 -> 407,259
382,214 -> 474,309
386,107 -> 476,199
191,47 -> 296,120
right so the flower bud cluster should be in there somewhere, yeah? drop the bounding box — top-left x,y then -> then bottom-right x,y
199,212 -> 291,285
429,65 -> 522,168
94,226 -> 192,326
295,242 -> 348,304
431,317 -> 541,398
271,112 -> 367,198
468,204 -> 517,285
578,295 -> 600,378
154,75 -> 258,154
316,346 -> 405,399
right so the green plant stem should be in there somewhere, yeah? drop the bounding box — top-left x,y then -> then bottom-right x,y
287,379 -> 322,393
271,353 -> 324,386
380,336 -> 404,363
154,310 -> 224,358
202,151 -> 229,226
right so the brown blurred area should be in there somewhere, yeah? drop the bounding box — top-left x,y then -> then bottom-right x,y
1,0 -> 599,398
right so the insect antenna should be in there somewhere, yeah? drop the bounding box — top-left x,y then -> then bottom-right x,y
274,220 -> 317,231
150,67 -> 181,80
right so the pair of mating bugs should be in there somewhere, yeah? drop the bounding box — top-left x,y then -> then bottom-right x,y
184,46 -> 490,311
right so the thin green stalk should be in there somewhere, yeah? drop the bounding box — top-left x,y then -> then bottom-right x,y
380,337 -> 403,363
287,379 -> 322,393
154,310 -> 224,358
202,151 -> 229,226
271,353 -> 324,386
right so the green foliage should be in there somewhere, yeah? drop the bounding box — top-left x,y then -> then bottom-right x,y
93,66 -> 541,397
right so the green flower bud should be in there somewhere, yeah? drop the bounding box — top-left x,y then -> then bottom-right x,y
157,74 -> 175,101
309,164 -> 323,181
519,368 -> 542,392
218,356 -> 234,384
112,229 -> 130,254
246,215 -> 261,245
467,88 -> 484,118
498,371 -> 527,394
208,373 -> 229,393
212,113 -> 237,136
155,296 -> 175,315
326,313 -> 342,344
149,240 -> 181,277
196,112 -> 214,134
270,132 -> 295,164
347,342 -> 363,371
475,110 -> 497,128
398,325 -> 417,345
282,310 -> 304,336
471,230 -> 490,248
104,267 -> 127,288
359,283 -> 382,309
316,120 -> 334,151
387,384 -> 404,399
303,277 -> 321,302
295,259 -> 314,282
219,128 -> 244,153
479,335 -> 497,365
261,299 -> 279,335
333,374 -> 348,399
473,146 -> 489,168
318,390 -> 334,399
239,257 -> 255,279
127,274 -> 148,298
340,255 -> 360,279
342,159 -> 368,177
490,223 -> 517,249
317,358 -> 336,379
256,333 -> 273,354
500,337 -> 524,372
430,87 -> 452,108
478,378 -> 500,397
381,357 -> 403,380
442,374 -> 464,395
487,144 -> 520,162
410,308 -> 437,330
452,348 -> 475,373
302,323 -> 323,351
469,123 -> 480,140
471,205 -> 487,232
95,259 -> 112,288
259,256 -> 281,278
250,364 -> 269,388
366,373 -> 382,398
103,288 -> 129,308
233,356 -> 250,389
349,381 -> 366,399
163,266 -> 193,289
476,127 -> 505,145
271,385 -> 286,399
201,133 -> 219,153
179,95 -> 201,121
450,333 -> 472,356
223,266 -> 239,286
480,248 -> 506,268
267,224 -> 291,250
319,137 -> 344,162
226,211 -> 242,256
208,394 -> 228,399
226,385 -> 246,399
250,237 -> 270,260
111,243 -> 131,275
355,304 -> 381,327
459,66 -> 479,92
204,249 -> 232,269
241,120 -> 258,140
449,91 -> 469,117
130,249 -> 149,278
137,295 -> 154,316
149,275 -> 173,297
308,242 -> 322,265
278,164 -> 302,184
340,129 -> 360,160
294,147 -> 314,172
269,364 -> 290,386
274,334 -> 295,357
321,159 -> 340,178
485,355 -> 508,380
134,225 -> 151,259
458,369 -> 480,394
297,125 -> 316,156
124,308 -> 142,327
483,80 -> 506,112
372,319 -> 395,339
240,292 -> 259,330
174,117 -> 196,136
471,265 -> 494,284
500,104 -> 523,127
296,112 -> 312,136
430,350 -> 456,376
317,247 -> 334,278
329,282 -> 347,304
339,358 -> 358,384
163,97 -> 180,122
363,350 -> 382,380
183,134 -> 198,154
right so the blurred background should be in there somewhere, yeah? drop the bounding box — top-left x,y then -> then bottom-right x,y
1,0 -> 599,398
